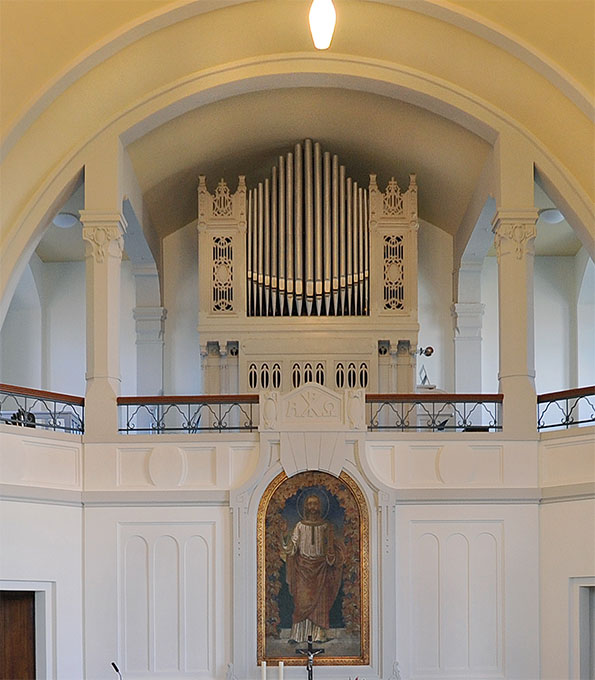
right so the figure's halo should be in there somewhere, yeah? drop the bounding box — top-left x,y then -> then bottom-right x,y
296,487 -> 330,520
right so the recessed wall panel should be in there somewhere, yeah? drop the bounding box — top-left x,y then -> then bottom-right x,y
154,536 -> 180,671
124,535 -> 149,672
184,535 -> 210,671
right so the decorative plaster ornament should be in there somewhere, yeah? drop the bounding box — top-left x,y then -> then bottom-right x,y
309,0 -> 336,50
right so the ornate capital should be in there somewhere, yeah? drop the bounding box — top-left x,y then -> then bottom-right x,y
80,211 -> 127,263
492,210 -> 538,261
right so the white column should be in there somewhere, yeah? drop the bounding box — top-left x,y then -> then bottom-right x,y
492,210 -> 538,436
491,132 -> 538,437
452,260 -> 485,394
81,211 -> 126,438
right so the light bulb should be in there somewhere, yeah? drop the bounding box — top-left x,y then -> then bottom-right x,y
309,0 -> 336,50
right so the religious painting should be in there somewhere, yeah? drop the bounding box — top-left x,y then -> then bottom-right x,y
257,470 -> 369,665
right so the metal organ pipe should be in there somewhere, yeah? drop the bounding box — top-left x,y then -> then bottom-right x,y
294,144 -> 303,316
248,140 -> 370,317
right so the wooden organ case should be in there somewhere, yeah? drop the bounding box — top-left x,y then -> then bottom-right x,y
197,140 -> 419,395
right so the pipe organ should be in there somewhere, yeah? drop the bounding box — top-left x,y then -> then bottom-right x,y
197,139 -> 420,393
246,140 -> 369,317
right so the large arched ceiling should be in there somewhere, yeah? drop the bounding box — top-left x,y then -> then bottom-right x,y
127,87 -> 490,238
1,0 -> 593,140
1,0 -> 593,317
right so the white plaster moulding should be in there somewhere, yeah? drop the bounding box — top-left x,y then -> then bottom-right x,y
539,483 -> 595,504
2,0 -> 591,158
3,483 -> 593,506
0,423 -> 83,443
82,489 -> 230,506
0,483 -> 82,507
0,485 -> 230,507
539,425 -> 595,442
394,488 -> 541,504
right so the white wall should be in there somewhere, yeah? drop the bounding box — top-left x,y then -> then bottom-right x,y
397,504 -> 540,680
540,499 -> 595,680
0,499 -> 84,680
417,221 -> 454,391
481,256 -> 499,393
0,262 -> 42,388
0,258 -> 137,397
576,254 -> 595,387
481,254 -> 590,395
119,260 -> 137,396
163,221 -> 200,394
534,257 -> 576,393
84,504 -> 230,680
42,262 -> 86,394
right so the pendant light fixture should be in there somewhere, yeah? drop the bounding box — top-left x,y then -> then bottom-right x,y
309,0 -> 336,50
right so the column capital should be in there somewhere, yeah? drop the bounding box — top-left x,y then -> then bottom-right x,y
80,211 -> 127,263
491,210 -> 538,261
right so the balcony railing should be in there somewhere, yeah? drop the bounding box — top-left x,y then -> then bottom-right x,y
117,394 -> 259,434
537,386 -> 595,431
0,383 -> 84,434
366,393 -> 503,432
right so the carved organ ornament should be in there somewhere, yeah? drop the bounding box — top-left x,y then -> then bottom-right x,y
197,139 -> 419,393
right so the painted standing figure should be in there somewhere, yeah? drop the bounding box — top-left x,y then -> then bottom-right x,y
281,494 -> 344,643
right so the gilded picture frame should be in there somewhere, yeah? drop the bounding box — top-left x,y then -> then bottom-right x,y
257,470 -> 369,665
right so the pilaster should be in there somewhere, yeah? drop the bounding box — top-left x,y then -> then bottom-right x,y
133,307 -> 166,391
396,340 -> 415,393
492,210 -> 538,437
452,260 -> 485,394
81,211 -> 126,439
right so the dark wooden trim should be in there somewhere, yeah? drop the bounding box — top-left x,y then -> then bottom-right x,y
117,394 -> 259,405
537,386 -> 595,403
366,393 -> 503,403
0,383 -> 84,406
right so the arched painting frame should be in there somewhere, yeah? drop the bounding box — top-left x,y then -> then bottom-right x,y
257,470 -> 369,665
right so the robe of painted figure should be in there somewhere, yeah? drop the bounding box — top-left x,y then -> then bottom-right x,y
285,518 -> 344,642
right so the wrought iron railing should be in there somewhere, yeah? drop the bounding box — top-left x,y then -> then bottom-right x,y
117,394 -> 259,434
366,393 -> 503,432
0,383 -> 84,434
537,386 -> 595,431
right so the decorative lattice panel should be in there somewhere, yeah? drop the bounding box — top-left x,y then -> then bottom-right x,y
212,236 -> 233,312
383,234 -> 405,311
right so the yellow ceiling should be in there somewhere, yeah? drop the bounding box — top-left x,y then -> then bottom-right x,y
1,0 -> 593,141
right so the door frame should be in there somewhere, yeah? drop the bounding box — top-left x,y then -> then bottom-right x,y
1,580 -> 55,680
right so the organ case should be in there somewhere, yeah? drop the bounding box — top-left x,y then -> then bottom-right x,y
197,140 -> 419,393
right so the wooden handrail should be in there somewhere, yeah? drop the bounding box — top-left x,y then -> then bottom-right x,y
117,394 -> 259,405
0,383 -> 84,406
366,393 -> 503,403
537,386 -> 595,403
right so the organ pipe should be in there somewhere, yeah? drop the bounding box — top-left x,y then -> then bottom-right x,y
247,139 -> 370,317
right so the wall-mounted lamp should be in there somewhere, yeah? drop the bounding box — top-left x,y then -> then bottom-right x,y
309,0 -> 336,50
52,212 -> 80,229
538,208 -> 564,224
411,346 -> 434,357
